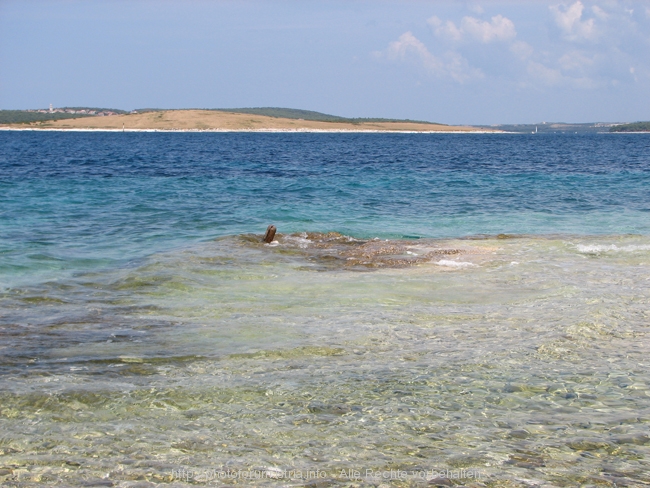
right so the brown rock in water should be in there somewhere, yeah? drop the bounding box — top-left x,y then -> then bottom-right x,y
262,225 -> 277,243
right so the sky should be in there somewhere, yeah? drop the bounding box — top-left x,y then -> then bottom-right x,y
1,0 -> 649,125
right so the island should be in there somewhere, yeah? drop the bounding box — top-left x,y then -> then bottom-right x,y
609,121 -> 650,133
0,107 -> 495,132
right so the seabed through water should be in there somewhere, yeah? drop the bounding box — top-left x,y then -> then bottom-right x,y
1,232 -> 650,486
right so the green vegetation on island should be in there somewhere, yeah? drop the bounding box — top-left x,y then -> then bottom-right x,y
60,107 -> 128,114
609,121 -> 650,132
209,107 -> 442,125
0,110 -> 93,124
130,107 -> 442,125
216,107 -> 347,121
0,108 -> 127,124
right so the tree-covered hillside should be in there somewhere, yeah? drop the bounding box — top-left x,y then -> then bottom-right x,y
210,107 -> 440,125
0,108 -> 127,124
610,122 -> 650,132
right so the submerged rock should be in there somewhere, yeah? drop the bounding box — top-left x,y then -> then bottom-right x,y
247,231 -> 469,270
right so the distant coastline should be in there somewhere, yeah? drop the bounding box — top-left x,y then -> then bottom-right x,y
0,127 -> 501,134
0,108 -> 494,133
2,107 -> 644,133
608,121 -> 650,133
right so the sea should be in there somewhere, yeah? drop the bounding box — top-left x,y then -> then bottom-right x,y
1,131 -> 649,487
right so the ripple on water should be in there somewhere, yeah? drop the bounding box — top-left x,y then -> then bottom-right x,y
0,234 -> 650,486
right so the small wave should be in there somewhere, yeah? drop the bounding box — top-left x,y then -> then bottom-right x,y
576,244 -> 650,254
436,260 -> 477,268
281,234 -> 311,248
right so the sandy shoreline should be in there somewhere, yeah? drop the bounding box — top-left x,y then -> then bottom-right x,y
0,127 -> 501,134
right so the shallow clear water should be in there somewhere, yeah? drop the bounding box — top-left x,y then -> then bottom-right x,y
1,132 -> 649,486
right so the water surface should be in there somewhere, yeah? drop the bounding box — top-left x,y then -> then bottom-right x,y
1,132 -> 649,486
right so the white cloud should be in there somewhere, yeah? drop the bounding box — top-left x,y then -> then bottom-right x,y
510,41 -> 534,60
558,50 -> 594,71
527,60 -> 596,88
462,15 -> 516,43
444,51 -> 484,83
386,32 -> 445,73
550,1 -> 597,41
428,14 -> 516,43
528,61 -> 564,86
383,3 -> 645,93
428,16 -> 463,42
382,31 -> 483,83
591,6 -> 608,20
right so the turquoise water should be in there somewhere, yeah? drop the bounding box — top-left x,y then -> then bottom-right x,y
1,132 -> 650,486
2,132 -> 649,287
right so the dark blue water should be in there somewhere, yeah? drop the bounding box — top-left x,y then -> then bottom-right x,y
1,131 -> 649,286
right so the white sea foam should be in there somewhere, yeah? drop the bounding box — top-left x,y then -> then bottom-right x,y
282,236 -> 310,248
576,244 -> 650,254
436,259 -> 477,268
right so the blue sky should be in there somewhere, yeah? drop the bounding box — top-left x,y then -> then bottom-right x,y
1,0 -> 649,124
